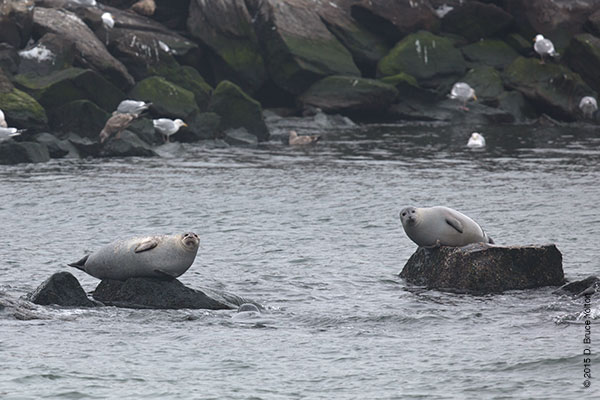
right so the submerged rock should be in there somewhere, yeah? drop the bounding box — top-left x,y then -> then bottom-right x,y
27,271 -> 99,307
93,277 -> 254,310
400,243 -> 564,294
555,276 -> 600,297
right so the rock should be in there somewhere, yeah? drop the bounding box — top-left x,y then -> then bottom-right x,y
441,2 -> 513,42
299,75 -> 398,117
564,34 -> 600,93
154,65 -> 212,111
100,131 -> 157,157
17,33 -> 76,76
31,7 -> 134,89
0,140 -> 50,164
126,118 -> 161,145
131,0 -> 156,17
0,0 -> 34,48
0,83 -> 48,131
34,132 -> 78,158
208,80 -> 269,142
555,276 -> 600,297
0,43 -> 19,75
586,9 -> 600,36
27,272 -> 99,307
505,33 -> 533,57
224,127 -> 258,146
92,277 -> 253,310
128,76 -> 199,119
497,90 -> 536,123
246,0 -> 360,95
187,0 -> 266,94
176,111 -> 221,142
350,0 -> 439,44
66,133 -> 101,158
377,31 -> 466,89
399,243 -> 565,294
504,56 -> 594,121
48,100 -> 109,138
461,66 -> 505,105
14,67 -> 124,113
461,40 -> 519,70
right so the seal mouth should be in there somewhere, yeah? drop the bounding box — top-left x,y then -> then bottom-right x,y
182,232 -> 199,247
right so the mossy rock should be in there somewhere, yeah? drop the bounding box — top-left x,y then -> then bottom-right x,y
151,65 -> 213,111
208,80 -> 268,142
505,33 -> 532,56
48,100 -> 109,139
380,73 -> 419,88
461,40 -> 518,70
564,34 -> 600,93
0,87 -> 47,130
504,57 -> 594,121
440,2 -> 513,42
0,141 -> 50,165
377,31 -> 466,86
177,111 -> 221,142
462,67 -> 504,103
13,68 -> 124,112
129,76 -> 199,119
299,75 -> 398,115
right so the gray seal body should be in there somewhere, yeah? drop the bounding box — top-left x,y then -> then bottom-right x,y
69,233 -> 200,280
400,206 -> 493,247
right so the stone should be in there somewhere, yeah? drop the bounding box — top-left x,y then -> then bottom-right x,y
299,75 -> 398,116
0,141 -> 50,165
187,0 -> 266,94
208,80 -> 269,142
128,76 -> 199,119
66,133 -> 101,158
564,34 -> 600,93
176,111 -> 221,142
99,131 -> 157,158
34,132 -> 77,158
377,31 -> 466,89
14,67 -> 124,113
0,0 -> 34,48
441,2 -> 513,42
461,66 -> 505,105
0,43 -> 19,75
48,100 -> 109,138
17,33 -> 76,76
497,90 -> 536,123
586,9 -> 600,36
31,7 -> 134,89
224,127 -> 258,146
555,276 -> 600,297
504,56 -> 594,121
155,65 -> 212,111
27,271 -> 99,307
505,33 -> 533,57
0,85 -> 48,131
399,243 -> 565,294
93,277 -> 254,310
461,40 -> 519,70
246,0 -> 360,95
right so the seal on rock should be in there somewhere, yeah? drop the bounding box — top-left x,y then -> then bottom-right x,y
399,206 -> 494,247
68,233 -> 200,281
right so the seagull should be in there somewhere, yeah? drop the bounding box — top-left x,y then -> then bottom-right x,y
153,118 -> 187,142
101,12 -> 114,29
0,109 -> 7,128
467,132 -> 486,148
99,113 -> 138,143
533,34 -> 559,64
449,82 -> 477,111
115,100 -> 152,116
579,96 -> 598,119
288,130 -> 320,146
0,127 -> 22,142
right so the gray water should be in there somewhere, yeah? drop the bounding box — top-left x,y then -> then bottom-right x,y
1,120 -> 599,399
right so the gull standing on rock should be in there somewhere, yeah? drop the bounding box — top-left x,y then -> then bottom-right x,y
579,96 -> 598,119
467,132 -> 486,148
449,82 -> 477,111
99,113 -> 138,143
533,34 -> 559,64
115,100 -> 152,116
101,12 -> 114,45
153,118 -> 187,142
288,130 -> 320,146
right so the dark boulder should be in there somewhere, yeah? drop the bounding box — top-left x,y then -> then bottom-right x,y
99,131 -> 157,158
128,76 -> 198,119
34,132 -> 77,158
461,39 -> 519,70
461,66 -> 505,106
27,271 -> 99,307
48,100 -> 109,138
17,33 -> 76,76
555,276 -> 600,297
441,2 -> 513,42
564,34 -> 600,93
0,0 -> 34,48
177,111 -> 221,142
0,77 -> 48,131
66,133 -> 101,158
0,43 -> 19,75
399,243 -> 564,294
0,140 -> 50,165
93,277 -> 254,310
586,9 -> 600,36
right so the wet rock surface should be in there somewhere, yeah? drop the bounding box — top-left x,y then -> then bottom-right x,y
27,272 -> 99,307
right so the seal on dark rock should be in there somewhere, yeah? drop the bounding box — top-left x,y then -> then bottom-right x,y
69,233 -> 200,281
399,206 -> 494,247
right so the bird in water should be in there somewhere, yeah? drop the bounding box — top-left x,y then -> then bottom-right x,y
99,113 -> 138,143
288,130 -> 320,146
467,132 -> 486,148
115,100 -> 152,117
579,96 -> 598,119
533,34 -> 559,64
153,118 -> 188,142
449,82 -> 477,111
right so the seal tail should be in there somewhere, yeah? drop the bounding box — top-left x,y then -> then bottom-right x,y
68,255 -> 89,271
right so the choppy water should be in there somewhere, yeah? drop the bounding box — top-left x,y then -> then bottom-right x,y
1,120 -> 599,399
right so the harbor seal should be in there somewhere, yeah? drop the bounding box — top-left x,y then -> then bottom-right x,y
68,233 -> 200,281
399,206 -> 494,247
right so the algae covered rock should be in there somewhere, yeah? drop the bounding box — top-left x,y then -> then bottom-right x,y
128,76 -> 199,119
48,100 -> 109,138
0,87 -> 48,131
441,2 -> 513,42
14,67 -> 124,112
504,56 -> 595,121
154,65 -> 212,111
0,140 -> 50,165
177,111 -> 221,142
461,67 -> 505,104
564,34 -> 600,93
247,0 -> 360,95
377,31 -> 466,88
400,243 -> 564,294
299,75 -> 398,116
461,40 -> 519,70
208,80 -> 269,142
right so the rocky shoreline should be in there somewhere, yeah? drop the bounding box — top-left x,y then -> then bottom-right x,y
1,0 -> 599,165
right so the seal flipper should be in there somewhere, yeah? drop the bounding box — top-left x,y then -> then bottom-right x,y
68,255 -> 89,271
445,217 -> 464,233
153,269 -> 176,281
134,238 -> 159,253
